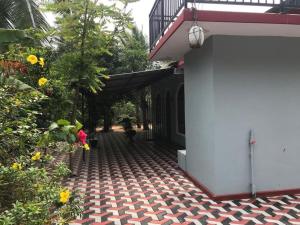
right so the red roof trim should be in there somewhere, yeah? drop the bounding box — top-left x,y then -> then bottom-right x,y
189,9 -> 300,24
149,10 -> 187,60
149,9 -> 300,60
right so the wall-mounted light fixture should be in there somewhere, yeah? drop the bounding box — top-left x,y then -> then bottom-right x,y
188,26 -> 205,49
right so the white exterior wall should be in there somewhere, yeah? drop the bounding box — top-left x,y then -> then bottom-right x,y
185,35 -> 300,196
184,38 -> 217,193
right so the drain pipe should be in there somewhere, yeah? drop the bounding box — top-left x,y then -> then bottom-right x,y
249,129 -> 256,198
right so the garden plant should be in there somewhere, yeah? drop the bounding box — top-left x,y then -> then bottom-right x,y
0,0 -> 151,224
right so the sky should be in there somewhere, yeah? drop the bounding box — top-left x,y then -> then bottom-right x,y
126,0 -> 156,36
124,1 -> 271,37
45,0 -> 156,38
45,0 -> 272,38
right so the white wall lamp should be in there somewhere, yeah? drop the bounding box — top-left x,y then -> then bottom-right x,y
188,25 -> 205,49
188,1 -> 205,49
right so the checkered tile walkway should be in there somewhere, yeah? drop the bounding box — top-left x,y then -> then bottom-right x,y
67,132 -> 300,225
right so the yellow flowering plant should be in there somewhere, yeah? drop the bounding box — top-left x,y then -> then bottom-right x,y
15,99 -> 21,106
83,143 -> 90,151
21,52 -> 50,93
39,57 -> 45,67
31,151 -> 41,161
38,77 -> 48,87
26,55 -> 45,68
59,189 -> 71,204
11,162 -> 22,170
26,55 -> 38,65
0,81 -> 82,225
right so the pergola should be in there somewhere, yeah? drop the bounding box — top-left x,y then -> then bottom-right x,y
84,67 -> 174,132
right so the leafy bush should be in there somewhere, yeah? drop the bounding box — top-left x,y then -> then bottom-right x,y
0,51 -> 82,224
0,81 -> 43,164
112,100 -> 136,124
0,80 -> 82,224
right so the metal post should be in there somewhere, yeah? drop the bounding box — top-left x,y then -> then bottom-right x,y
280,0 -> 284,13
82,148 -> 86,162
82,94 -> 85,128
161,0 -> 164,35
184,0 -> 188,8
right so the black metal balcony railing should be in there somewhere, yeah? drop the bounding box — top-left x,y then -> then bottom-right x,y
149,0 -> 186,51
149,0 -> 300,50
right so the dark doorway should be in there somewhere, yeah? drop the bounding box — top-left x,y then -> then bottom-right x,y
166,92 -> 172,141
177,85 -> 185,134
155,94 -> 162,137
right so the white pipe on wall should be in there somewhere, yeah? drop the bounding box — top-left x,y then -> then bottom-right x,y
249,129 -> 256,198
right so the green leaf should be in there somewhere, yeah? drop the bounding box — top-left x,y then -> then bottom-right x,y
102,75 -> 110,80
75,120 -> 83,131
56,119 -> 70,126
49,122 -> 58,131
62,125 -> 75,133
55,131 -> 67,141
69,134 -> 77,143
0,29 -> 28,44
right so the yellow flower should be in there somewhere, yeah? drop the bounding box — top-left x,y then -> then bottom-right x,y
32,151 -> 41,161
15,99 -> 21,106
38,77 -> 48,87
59,190 -> 71,204
27,55 -> 38,65
84,143 -> 90,151
12,162 -> 22,170
39,58 -> 45,67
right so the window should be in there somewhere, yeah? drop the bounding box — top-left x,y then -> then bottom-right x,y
177,85 -> 185,134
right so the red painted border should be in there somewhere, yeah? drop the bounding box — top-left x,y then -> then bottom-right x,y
150,9 -> 300,60
179,167 -> 300,201
180,168 -> 214,199
186,9 -> 300,25
149,10 -> 187,60
177,59 -> 185,69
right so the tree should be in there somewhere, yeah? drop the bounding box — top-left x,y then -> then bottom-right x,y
47,0 -> 137,126
116,26 -> 150,73
0,0 -> 48,30
91,26 -> 153,132
0,48 -> 82,225
117,26 -> 152,130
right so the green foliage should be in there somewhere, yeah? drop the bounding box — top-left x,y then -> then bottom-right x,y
46,0 -> 133,91
50,51 -> 104,94
0,29 -> 29,45
0,163 -> 81,224
0,78 -> 82,224
0,0 -> 49,30
0,81 -> 44,164
45,0 -> 139,124
1,43 -> 74,123
46,119 -> 82,146
112,100 -> 136,124
116,26 -> 150,73
0,0 -> 153,224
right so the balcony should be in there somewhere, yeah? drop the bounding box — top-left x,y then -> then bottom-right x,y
149,0 -> 300,51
